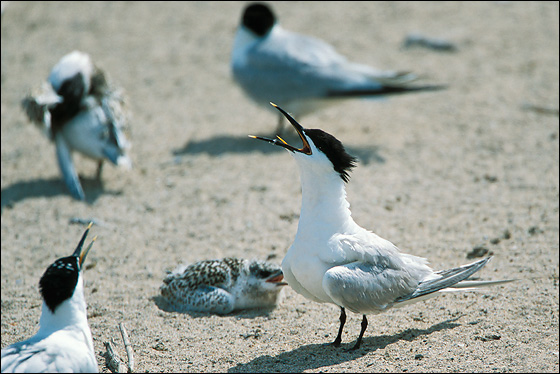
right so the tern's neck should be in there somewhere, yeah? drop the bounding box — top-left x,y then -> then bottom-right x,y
296,166 -> 358,237
232,24 -> 280,67
37,278 -> 90,336
231,26 -> 258,67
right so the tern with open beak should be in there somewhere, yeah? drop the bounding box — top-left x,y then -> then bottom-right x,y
250,103 -> 514,350
1,223 -> 99,372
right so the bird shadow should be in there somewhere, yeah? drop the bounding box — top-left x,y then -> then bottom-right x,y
172,134 -> 385,165
227,317 -> 462,373
152,295 -> 278,319
1,176 -> 122,210
172,134 -> 284,157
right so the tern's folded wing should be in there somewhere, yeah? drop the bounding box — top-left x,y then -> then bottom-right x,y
322,261 -> 419,314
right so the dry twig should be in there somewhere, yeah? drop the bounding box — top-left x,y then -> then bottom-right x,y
119,322 -> 134,373
104,323 -> 135,373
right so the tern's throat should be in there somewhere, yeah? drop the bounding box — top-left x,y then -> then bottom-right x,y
296,164 -> 357,236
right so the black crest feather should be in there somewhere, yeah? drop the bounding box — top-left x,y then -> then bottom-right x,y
39,256 -> 80,313
305,129 -> 357,182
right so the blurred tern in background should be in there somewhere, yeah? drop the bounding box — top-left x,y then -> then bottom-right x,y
250,103 -> 514,350
233,3 -> 445,134
22,50 -> 132,201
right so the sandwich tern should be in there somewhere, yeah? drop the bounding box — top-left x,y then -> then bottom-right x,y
250,103 -> 514,350
1,223 -> 98,372
233,3 -> 445,134
22,50 -> 132,201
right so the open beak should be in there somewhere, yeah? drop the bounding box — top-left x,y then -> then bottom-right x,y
266,270 -> 288,286
249,103 -> 312,155
72,222 -> 97,267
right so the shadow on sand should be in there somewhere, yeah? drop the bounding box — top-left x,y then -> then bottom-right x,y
1,176 -> 121,210
173,133 -> 385,165
228,317 -> 462,373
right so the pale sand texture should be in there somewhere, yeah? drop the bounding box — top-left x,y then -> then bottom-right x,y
1,2 -> 558,372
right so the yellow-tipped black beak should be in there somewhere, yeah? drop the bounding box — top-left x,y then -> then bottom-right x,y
249,103 -> 312,155
72,222 -> 96,267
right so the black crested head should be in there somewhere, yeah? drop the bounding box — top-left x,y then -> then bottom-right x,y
305,129 -> 357,183
242,3 -> 275,37
39,255 -> 80,313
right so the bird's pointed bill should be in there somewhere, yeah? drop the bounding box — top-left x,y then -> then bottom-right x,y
249,103 -> 312,154
80,236 -> 96,267
72,222 -> 95,266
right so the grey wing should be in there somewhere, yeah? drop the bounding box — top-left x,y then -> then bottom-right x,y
21,95 -> 50,127
1,343 -> 53,373
394,257 -> 493,303
323,261 -> 419,314
21,96 -> 59,141
100,92 -> 131,168
233,33 -> 362,102
54,132 -> 85,201
1,341 -> 96,373
21,82 -> 62,136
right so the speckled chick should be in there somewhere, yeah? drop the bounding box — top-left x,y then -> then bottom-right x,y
160,257 -> 287,314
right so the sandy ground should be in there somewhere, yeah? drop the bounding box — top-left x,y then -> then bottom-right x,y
1,1 -> 559,373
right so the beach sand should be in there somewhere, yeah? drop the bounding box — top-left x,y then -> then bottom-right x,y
1,2 -> 558,372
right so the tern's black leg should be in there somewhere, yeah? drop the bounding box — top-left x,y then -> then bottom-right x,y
332,307 -> 346,347
96,160 -> 104,180
349,315 -> 368,351
275,112 -> 285,136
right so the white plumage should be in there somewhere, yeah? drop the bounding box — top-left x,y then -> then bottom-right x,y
251,103 -> 513,350
1,224 -> 98,372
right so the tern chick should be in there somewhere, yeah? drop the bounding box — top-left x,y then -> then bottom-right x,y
232,3 -> 445,134
1,223 -> 98,372
250,103 -> 514,350
22,50 -> 132,201
160,257 -> 287,315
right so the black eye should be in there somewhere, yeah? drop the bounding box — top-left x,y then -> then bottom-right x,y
249,262 -> 273,279
258,270 -> 272,279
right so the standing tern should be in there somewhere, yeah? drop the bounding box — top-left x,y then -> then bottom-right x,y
22,50 -> 132,201
1,223 -> 98,372
160,257 -> 287,314
250,103 -> 514,350
233,3 -> 445,134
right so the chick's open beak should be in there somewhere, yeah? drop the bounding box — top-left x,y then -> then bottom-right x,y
266,270 -> 288,286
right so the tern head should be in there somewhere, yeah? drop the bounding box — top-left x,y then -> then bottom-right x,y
241,3 -> 276,37
46,51 -> 95,125
39,223 -> 96,313
250,103 -> 357,183
48,51 -> 94,101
